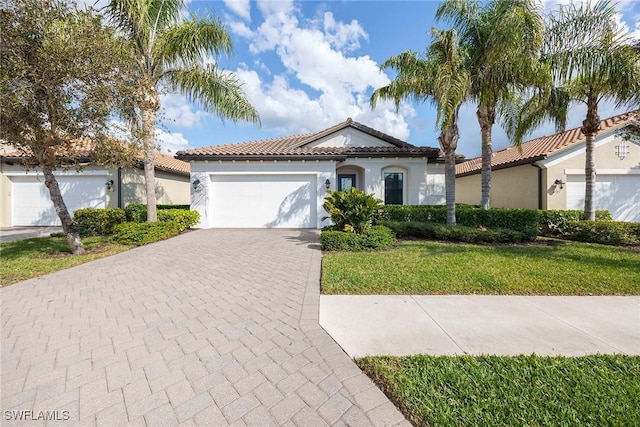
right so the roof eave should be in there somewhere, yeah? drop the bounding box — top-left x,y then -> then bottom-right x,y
456,155 -> 547,177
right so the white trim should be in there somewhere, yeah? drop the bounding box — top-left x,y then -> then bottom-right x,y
564,169 -> 640,175
206,171 -> 320,176
538,132 -> 616,168
3,169 -> 110,177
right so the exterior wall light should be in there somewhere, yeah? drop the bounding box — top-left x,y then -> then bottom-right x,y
554,179 -> 565,190
325,179 -> 331,190
105,179 -> 114,192
192,179 -> 201,190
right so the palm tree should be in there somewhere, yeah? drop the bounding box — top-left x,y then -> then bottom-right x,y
436,0 -> 547,209
515,0 -> 640,220
371,29 -> 470,224
104,0 -> 259,221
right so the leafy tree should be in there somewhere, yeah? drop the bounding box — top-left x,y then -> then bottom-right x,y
322,188 -> 384,234
515,0 -> 640,220
0,0 -> 136,254
371,29 -> 470,224
103,0 -> 260,221
436,0 -> 547,209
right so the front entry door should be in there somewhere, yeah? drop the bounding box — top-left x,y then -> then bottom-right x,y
338,174 -> 356,191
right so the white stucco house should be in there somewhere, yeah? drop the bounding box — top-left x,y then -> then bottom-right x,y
176,119 -> 446,229
0,146 -> 191,227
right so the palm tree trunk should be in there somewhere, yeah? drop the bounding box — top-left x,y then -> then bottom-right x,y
582,101 -> 600,221
141,100 -> 158,222
444,147 -> 457,225
42,164 -> 85,255
477,105 -> 495,210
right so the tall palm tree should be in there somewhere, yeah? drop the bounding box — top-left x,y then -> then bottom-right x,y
515,0 -> 640,220
104,0 -> 259,221
371,29 -> 470,224
436,0 -> 547,209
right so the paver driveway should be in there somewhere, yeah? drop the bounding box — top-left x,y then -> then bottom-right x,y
1,229 -> 408,426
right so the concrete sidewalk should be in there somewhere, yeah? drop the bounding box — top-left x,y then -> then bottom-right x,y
320,295 -> 640,357
0,226 -> 62,242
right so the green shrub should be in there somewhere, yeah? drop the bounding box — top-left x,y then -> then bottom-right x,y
564,221 -> 640,246
539,210 -> 612,236
382,205 -> 539,238
382,221 -> 533,244
157,209 -> 200,231
321,226 -> 396,251
323,188 -> 384,234
158,204 -> 190,210
112,221 -> 181,246
124,203 -> 147,222
73,208 -> 127,236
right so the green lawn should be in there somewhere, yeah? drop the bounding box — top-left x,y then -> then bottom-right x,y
357,355 -> 640,427
0,236 -> 131,286
322,240 -> 640,295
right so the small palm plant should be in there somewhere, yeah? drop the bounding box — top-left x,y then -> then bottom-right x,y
322,188 -> 384,234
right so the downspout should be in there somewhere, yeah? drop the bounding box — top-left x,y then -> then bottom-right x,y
532,158 -> 547,210
117,167 -> 123,209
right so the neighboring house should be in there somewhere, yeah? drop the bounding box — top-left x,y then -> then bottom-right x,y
0,150 -> 190,227
456,110 -> 640,222
176,118 -> 446,229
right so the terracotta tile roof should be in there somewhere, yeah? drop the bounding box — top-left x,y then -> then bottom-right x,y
176,118 -> 442,159
1,140 -> 190,176
456,110 -> 640,176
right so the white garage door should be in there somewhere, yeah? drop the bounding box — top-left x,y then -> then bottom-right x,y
567,174 -> 640,222
210,175 -> 317,228
12,176 -> 107,226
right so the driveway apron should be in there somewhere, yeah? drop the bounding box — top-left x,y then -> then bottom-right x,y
1,229 -> 408,426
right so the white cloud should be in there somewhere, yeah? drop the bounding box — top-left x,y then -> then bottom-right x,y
154,129 -> 193,154
223,0 -> 251,21
227,1 -> 415,141
160,94 -> 209,129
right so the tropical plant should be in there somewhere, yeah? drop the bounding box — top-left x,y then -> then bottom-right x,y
371,29 -> 470,224
514,0 -> 640,220
322,188 -> 384,234
0,0 -> 136,254
436,0 -> 547,209
103,0 -> 259,221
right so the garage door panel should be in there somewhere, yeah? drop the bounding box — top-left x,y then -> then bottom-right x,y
12,176 -> 106,226
210,175 -> 317,228
567,175 -> 640,222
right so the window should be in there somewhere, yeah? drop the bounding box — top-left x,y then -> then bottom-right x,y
338,174 -> 356,191
384,172 -> 403,204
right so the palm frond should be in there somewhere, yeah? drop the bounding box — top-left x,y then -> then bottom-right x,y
163,64 -> 260,124
156,15 -> 232,72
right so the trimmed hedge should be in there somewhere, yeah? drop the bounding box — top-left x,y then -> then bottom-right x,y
564,221 -> 640,246
382,205 -> 540,239
124,203 -> 147,223
73,208 -> 127,236
321,226 -> 396,251
112,221 -> 181,246
157,209 -> 199,231
539,210 -> 612,236
382,221 -> 534,243
125,204 -> 194,223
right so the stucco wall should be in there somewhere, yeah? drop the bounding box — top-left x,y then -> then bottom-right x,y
306,128 -> 392,148
189,157 -> 444,228
0,163 -> 116,227
119,168 -> 190,207
455,174 -> 481,206
455,165 -> 538,209
542,133 -> 640,210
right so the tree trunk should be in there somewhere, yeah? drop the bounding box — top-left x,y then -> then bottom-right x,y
141,96 -> 159,222
439,115 -> 459,225
477,105 -> 495,210
444,147 -> 457,225
581,99 -> 600,221
42,164 -> 85,255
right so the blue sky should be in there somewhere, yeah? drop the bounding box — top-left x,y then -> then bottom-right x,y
152,0 -> 640,159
